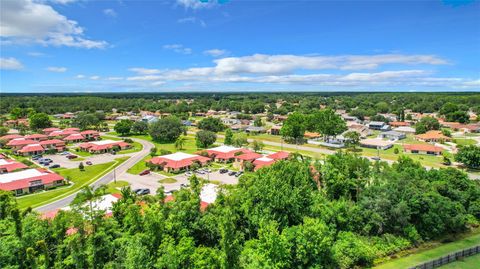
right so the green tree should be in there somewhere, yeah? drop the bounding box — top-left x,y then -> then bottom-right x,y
29,113 -> 52,130
79,162 -> 85,171
232,133 -> 248,147
131,121 -> 148,134
455,145 -> 480,169
196,130 -> 217,148
251,140 -> 264,152
72,112 -> 101,130
114,119 -> 133,136
198,117 -> 225,132
0,126 -> 9,137
224,128 -> 233,145
343,131 -> 360,150
281,112 -> 305,144
175,136 -> 187,150
309,109 -> 347,141
253,117 -> 263,127
415,116 -> 440,134
148,116 -> 184,143
150,146 -> 157,157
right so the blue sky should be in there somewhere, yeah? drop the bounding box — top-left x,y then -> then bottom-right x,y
0,0 -> 479,92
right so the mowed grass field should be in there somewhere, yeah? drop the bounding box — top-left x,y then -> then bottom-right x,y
16,156 -> 129,209
374,232 -> 480,269
440,254 -> 480,269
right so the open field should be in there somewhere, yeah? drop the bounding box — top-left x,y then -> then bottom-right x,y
16,157 -> 129,209
440,254 -> 480,269
374,232 -> 480,269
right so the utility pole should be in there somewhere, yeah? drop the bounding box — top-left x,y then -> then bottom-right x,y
113,167 -> 116,183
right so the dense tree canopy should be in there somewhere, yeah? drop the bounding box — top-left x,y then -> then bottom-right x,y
28,113 -> 52,130
198,117 -> 225,133
149,116 -> 185,143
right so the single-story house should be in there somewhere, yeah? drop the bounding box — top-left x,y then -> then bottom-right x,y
415,131 -> 452,143
245,126 -> 266,134
252,151 -> 290,171
234,152 -> 263,170
148,152 -> 210,172
48,129 -> 79,138
142,115 -> 158,124
379,131 -> 406,140
304,132 -> 321,139
79,140 -> 131,154
346,124 -> 371,138
368,121 -> 390,131
403,144 -> 443,155
269,126 -> 282,135
42,128 -> 61,135
390,121 -> 411,127
18,144 -> 45,156
0,168 -> 65,196
24,134 -> 48,141
0,159 -> 28,174
360,138 -> 394,150
205,145 -> 251,163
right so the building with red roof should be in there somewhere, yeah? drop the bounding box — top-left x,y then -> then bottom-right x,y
389,121 -> 411,127
0,134 -> 23,143
48,129 -> 79,138
79,140 -> 131,153
0,159 -> 28,173
42,127 -> 61,135
6,138 -> 38,151
80,130 -> 100,140
0,168 -> 65,196
64,133 -> 85,143
205,145 -> 252,162
415,131 -> 452,143
403,144 -> 444,155
25,133 -> 48,141
234,152 -> 262,170
148,152 -> 210,172
252,156 -> 276,171
267,151 -> 290,160
18,144 -> 45,156
40,139 -> 66,152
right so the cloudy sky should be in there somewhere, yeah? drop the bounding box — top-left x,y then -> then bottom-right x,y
0,0 -> 479,92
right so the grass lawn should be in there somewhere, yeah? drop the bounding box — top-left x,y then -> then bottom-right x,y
159,177 -> 177,184
439,254 -> 480,269
106,180 -> 130,194
69,149 -> 93,157
374,231 -> 480,269
359,144 -> 447,168
16,156 -> 129,209
453,138 -> 477,146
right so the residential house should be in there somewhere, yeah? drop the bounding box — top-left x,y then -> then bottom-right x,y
0,159 -> 28,174
79,140 -> 131,154
415,131 -> 452,143
0,168 -> 65,196
6,138 -> 37,151
205,146 -> 251,163
64,133 -> 85,143
389,121 -> 411,127
80,130 -> 100,140
360,138 -> 394,150
393,126 -> 416,134
25,134 -> 48,141
0,134 -> 23,143
367,121 -> 390,131
379,131 -> 406,140
148,152 -> 210,173
40,139 -> 66,152
403,144 -> 443,155
269,125 -> 282,135
245,126 -> 266,134
18,144 -> 45,156
234,152 -> 262,170
42,127 -> 61,135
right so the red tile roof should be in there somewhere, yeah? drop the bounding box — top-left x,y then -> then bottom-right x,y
0,159 -> 28,172
79,141 -> 130,151
7,138 -> 37,146
0,134 -> 23,141
415,131 -> 451,141
64,133 -> 85,141
206,148 -> 251,160
267,151 -> 290,160
236,152 -> 262,161
80,130 -> 99,135
43,127 -> 60,134
253,158 -> 276,170
0,169 -> 64,191
40,139 -> 65,146
25,134 -> 48,140
390,121 -> 410,127
149,155 -> 210,169
18,144 -> 45,153
403,144 -> 443,153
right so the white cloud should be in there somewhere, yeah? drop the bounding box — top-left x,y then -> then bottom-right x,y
90,75 -> 100,80
28,52 -> 46,57
48,0 -> 78,4
75,74 -> 85,79
128,67 -> 162,75
46,66 -> 67,72
0,0 -> 107,49
106,76 -> 123,81
204,49 -> 228,57
0,57 -> 24,70
103,9 -> 117,18
177,17 -> 206,27
163,44 -> 192,54
176,0 -> 216,10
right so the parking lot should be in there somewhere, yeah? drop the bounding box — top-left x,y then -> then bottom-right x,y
31,151 -> 136,169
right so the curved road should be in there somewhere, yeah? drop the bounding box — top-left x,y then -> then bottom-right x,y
35,137 -> 154,213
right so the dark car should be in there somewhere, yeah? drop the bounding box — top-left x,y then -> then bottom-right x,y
235,171 -> 243,177
32,155 -> 42,160
66,155 -> 78,159
86,161 -> 92,165
228,171 -> 236,176
139,169 -> 151,176
219,168 -> 228,174
49,164 -> 60,169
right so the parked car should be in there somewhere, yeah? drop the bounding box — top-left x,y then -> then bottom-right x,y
136,188 -> 150,195
196,170 -> 205,175
219,168 -> 228,174
185,171 -> 193,176
139,169 -> 150,176
66,155 -> 77,159
228,171 -> 236,176
86,161 -> 92,165
32,155 -> 42,160
60,151 -> 69,155
204,168 -> 211,173
49,164 -> 60,169
235,171 -> 243,177
180,183 -> 189,188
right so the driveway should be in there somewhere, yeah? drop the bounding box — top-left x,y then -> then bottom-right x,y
36,151 -> 137,169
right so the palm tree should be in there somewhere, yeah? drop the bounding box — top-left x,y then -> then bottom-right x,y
175,136 -> 187,150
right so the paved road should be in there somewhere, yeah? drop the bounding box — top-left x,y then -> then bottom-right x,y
35,137 -> 154,213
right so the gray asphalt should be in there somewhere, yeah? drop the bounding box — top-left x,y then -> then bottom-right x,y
35,137 -> 154,213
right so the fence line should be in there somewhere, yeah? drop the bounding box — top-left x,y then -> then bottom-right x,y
409,245 -> 480,269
